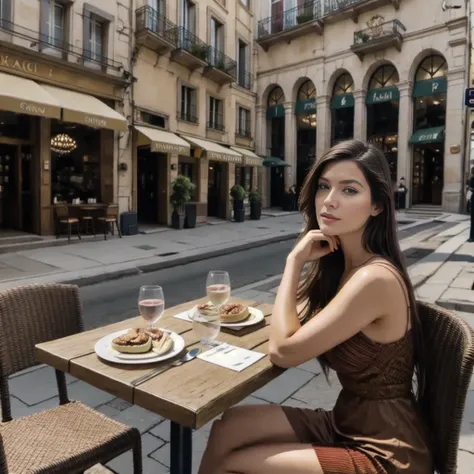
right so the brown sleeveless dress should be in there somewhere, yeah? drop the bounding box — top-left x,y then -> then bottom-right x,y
282,262 -> 433,474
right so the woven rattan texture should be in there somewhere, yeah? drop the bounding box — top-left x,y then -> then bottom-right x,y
417,301 -> 474,474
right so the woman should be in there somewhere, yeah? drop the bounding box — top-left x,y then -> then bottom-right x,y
198,140 -> 432,474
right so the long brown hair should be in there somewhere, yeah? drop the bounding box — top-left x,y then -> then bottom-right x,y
297,140 -> 425,400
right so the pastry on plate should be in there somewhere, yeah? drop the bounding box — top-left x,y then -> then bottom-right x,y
143,328 -> 174,355
111,329 -> 152,354
197,302 -> 219,317
219,303 -> 249,323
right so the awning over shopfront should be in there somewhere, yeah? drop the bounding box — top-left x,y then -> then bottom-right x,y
41,85 -> 128,132
230,146 -> 264,167
181,136 -> 243,164
262,157 -> 290,167
0,72 -> 61,119
135,125 -> 190,155
409,126 -> 445,145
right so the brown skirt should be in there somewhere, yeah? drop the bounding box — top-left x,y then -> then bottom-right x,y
282,406 -> 385,474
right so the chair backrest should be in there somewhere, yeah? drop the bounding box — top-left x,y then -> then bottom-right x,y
55,204 -> 69,219
416,301 -> 474,474
0,284 -> 83,377
0,432 -> 7,474
105,204 -> 119,218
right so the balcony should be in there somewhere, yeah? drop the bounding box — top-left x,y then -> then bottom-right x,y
0,19 -> 122,72
351,18 -> 405,60
237,69 -> 253,91
203,46 -> 237,85
135,6 -> 177,55
170,27 -> 209,71
257,1 -> 323,51
323,0 -> 401,24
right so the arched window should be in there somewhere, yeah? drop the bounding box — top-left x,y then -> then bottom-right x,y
297,80 -> 316,101
369,65 -> 399,90
268,87 -> 285,106
333,73 -> 354,96
415,55 -> 447,82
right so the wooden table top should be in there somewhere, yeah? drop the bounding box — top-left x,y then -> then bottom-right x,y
35,297 -> 283,429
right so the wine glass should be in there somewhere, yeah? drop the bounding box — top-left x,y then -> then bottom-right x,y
206,271 -> 231,310
138,285 -> 165,328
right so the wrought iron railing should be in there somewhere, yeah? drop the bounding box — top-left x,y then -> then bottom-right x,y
237,69 -> 253,90
135,5 -> 178,47
0,19 -> 122,70
353,19 -> 406,44
207,44 -> 237,79
171,26 -> 210,62
237,127 -> 252,138
323,0 -> 361,15
257,0 -> 322,38
207,118 -> 225,131
178,106 -> 198,123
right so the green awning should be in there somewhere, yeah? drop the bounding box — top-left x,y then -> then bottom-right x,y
295,98 -> 316,115
266,104 -> 285,119
409,127 -> 445,145
366,86 -> 399,104
413,77 -> 447,98
330,93 -> 354,109
262,157 -> 290,167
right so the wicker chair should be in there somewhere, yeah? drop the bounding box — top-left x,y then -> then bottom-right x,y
97,204 -> 122,241
0,284 -> 142,474
54,204 -> 82,243
0,433 -> 7,474
417,301 -> 474,474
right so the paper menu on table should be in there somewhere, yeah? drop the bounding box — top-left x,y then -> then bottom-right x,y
198,344 -> 266,372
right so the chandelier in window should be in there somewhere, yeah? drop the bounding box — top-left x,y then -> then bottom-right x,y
51,133 -> 77,155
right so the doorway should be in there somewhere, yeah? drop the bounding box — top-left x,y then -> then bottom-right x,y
208,161 -> 223,218
137,147 -> 160,224
270,166 -> 285,207
412,145 -> 444,205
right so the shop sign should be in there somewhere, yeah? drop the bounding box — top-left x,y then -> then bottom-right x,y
266,104 -> 285,119
413,77 -> 447,98
152,142 -> 188,154
366,86 -> 399,104
20,102 -> 46,115
330,93 -> 354,109
85,115 -> 107,128
295,98 -> 316,115
0,52 -> 53,78
208,151 -> 243,164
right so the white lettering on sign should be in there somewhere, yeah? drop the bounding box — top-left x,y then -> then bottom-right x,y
85,116 -> 107,128
154,143 -> 187,154
418,132 -> 439,141
20,102 -> 46,115
372,91 -> 393,103
341,96 -> 347,106
304,102 -> 316,111
432,82 -> 439,93
0,54 -> 38,74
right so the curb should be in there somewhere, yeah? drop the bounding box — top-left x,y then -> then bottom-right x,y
61,232 -> 301,287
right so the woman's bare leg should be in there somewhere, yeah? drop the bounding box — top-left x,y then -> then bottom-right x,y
198,404 -> 299,474
218,443 -> 323,474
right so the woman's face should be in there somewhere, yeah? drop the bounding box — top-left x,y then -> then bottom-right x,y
314,160 -> 379,236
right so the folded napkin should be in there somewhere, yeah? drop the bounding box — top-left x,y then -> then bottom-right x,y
173,310 -> 192,322
198,343 -> 265,372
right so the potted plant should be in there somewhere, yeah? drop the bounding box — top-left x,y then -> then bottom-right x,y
170,175 -> 196,230
296,13 -> 313,24
230,184 -> 246,223
190,43 -> 208,61
249,191 -> 262,220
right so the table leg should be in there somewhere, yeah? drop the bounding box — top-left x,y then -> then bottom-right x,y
170,421 -> 192,474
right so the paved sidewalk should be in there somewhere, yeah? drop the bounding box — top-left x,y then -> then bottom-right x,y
0,214 -> 305,291
5,222 -> 474,474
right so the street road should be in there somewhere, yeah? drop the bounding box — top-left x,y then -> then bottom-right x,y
80,221 -> 448,329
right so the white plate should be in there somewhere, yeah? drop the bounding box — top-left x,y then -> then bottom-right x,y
221,307 -> 265,328
94,329 -> 185,365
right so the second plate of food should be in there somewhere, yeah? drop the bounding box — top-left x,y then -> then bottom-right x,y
220,305 -> 265,328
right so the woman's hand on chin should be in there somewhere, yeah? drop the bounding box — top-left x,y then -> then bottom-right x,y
288,230 -> 340,266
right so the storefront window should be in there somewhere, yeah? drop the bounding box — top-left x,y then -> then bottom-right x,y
331,73 -> 354,145
51,121 -> 101,203
235,166 -> 252,192
0,111 -> 31,140
367,65 -> 400,182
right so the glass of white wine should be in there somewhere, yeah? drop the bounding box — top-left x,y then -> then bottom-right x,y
206,271 -> 231,309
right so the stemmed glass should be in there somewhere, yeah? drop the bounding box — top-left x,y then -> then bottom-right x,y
206,271 -> 231,310
138,285 -> 165,328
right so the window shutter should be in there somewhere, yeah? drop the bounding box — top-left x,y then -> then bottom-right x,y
83,8 -> 91,60
39,0 -> 51,51
1,0 -> 12,28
